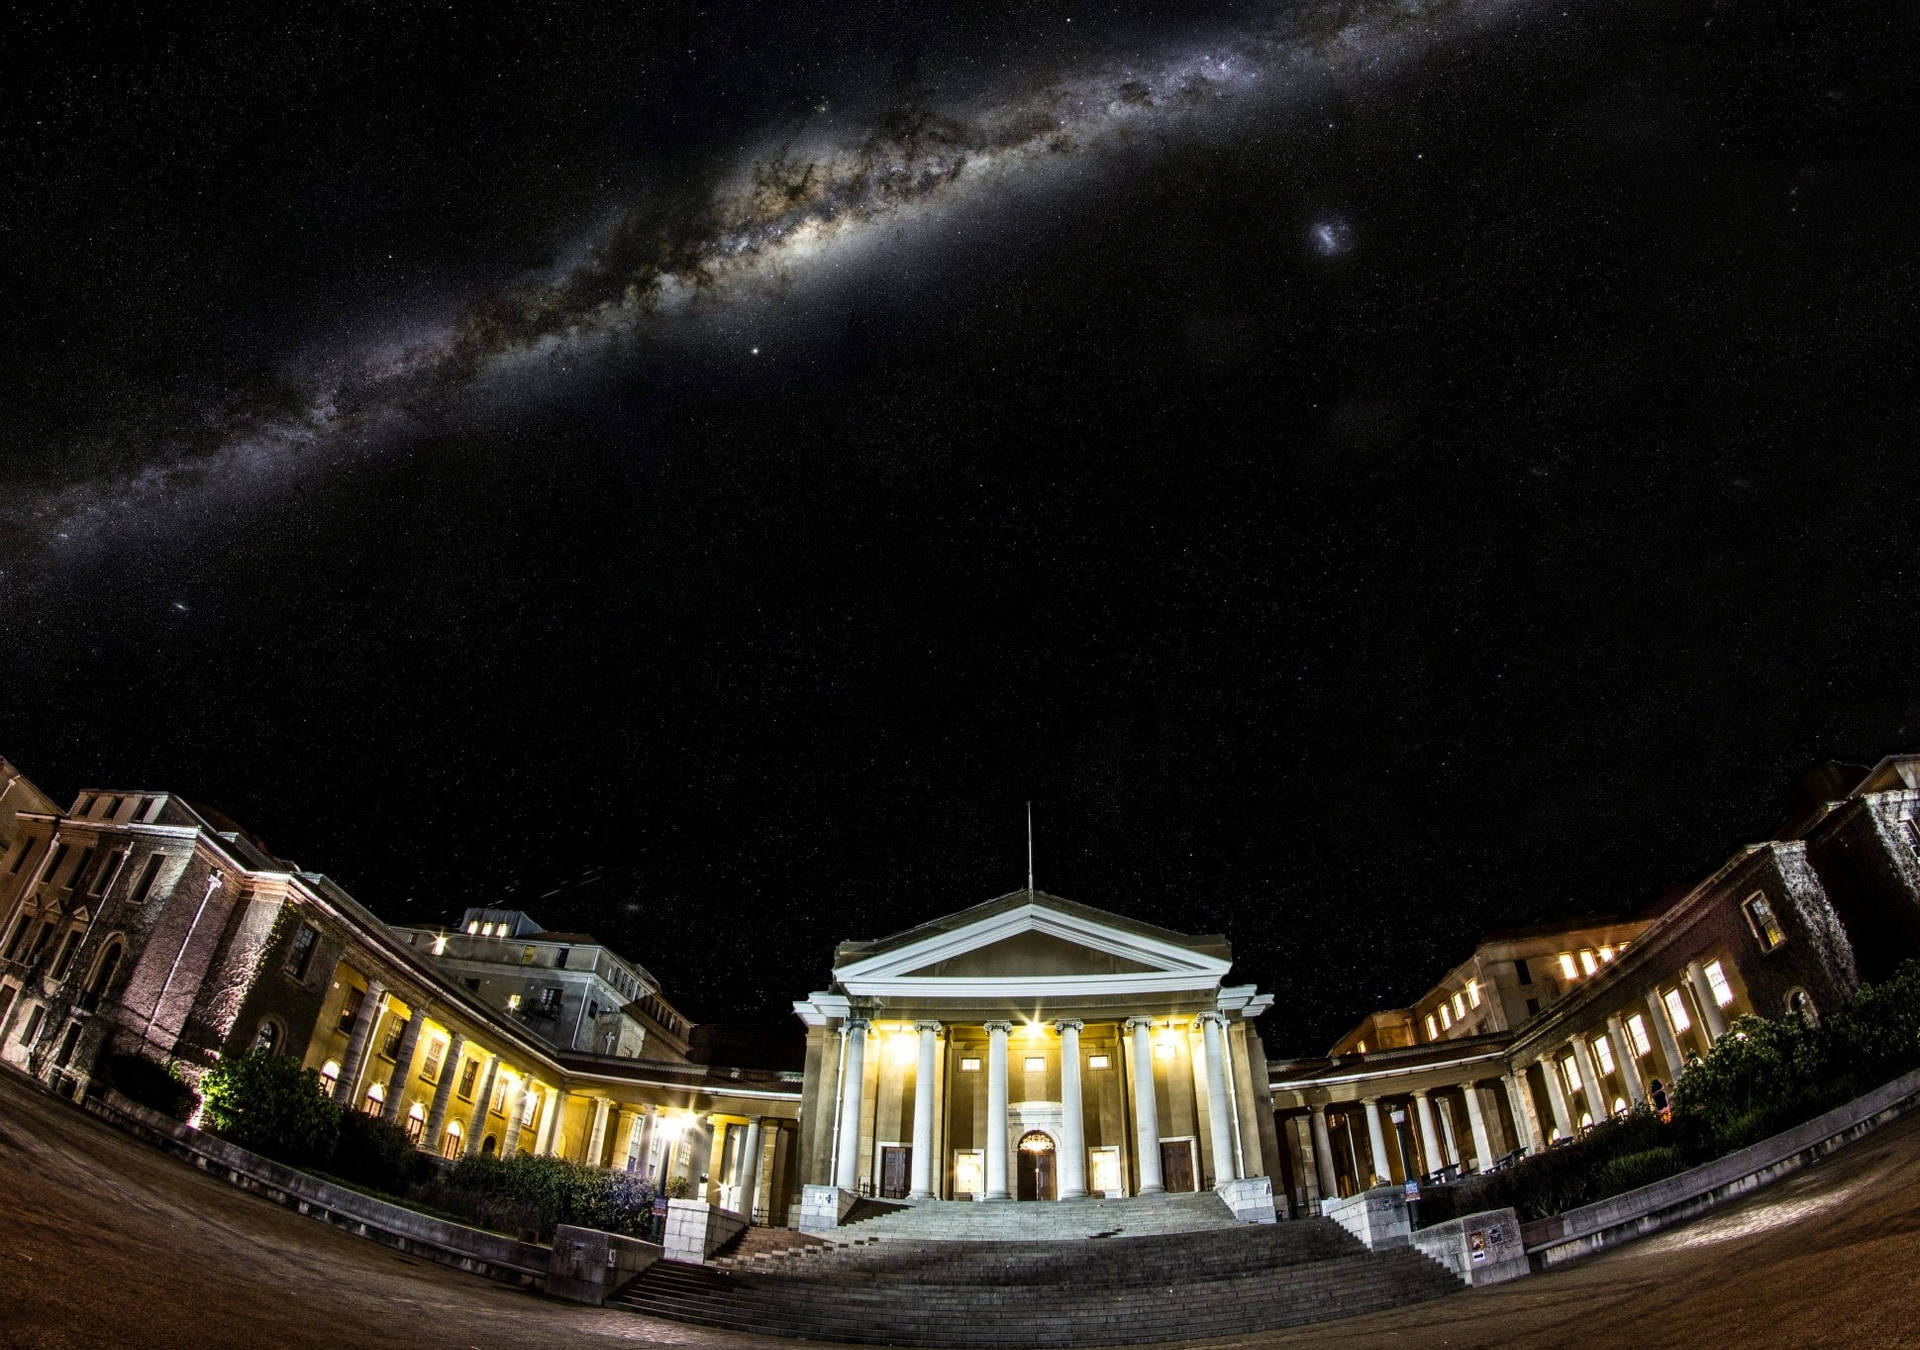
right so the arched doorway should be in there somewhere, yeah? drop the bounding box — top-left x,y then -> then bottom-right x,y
1016,1131 -> 1056,1201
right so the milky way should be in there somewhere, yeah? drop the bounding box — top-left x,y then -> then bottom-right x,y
2,0 -> 1534,594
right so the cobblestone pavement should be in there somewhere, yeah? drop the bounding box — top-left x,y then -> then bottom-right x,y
3,1070 -> 1917,1350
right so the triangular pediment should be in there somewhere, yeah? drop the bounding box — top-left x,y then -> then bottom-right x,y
831,891 -> 1232,999
896,929 -> 1161,979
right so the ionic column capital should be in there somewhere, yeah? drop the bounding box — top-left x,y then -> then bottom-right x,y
1053,1018 -> 1084,1035
1195,1010 -> 1229,1028
983,1020 -> 1014,1035
1124,1015 -> 1157,1032
843,1017 -> 872,1034
915,1020 -> 943,1034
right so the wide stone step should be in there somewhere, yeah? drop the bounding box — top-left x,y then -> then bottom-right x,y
613,1227 -> 1465,1347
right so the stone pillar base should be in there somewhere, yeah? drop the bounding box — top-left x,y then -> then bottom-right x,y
663,1199 -> 748,1263
1322,1185 -> 1411,1250
1409,1207 -> 1530,1286
798,1184 -> 860,1233
1214,1175 -> 1277,1224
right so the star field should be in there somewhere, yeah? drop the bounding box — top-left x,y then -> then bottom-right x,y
1,0 -> 1916,1050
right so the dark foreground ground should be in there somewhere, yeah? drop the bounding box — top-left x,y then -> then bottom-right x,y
4,1070 -> 1918,1350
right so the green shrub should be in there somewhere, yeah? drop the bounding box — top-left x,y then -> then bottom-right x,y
1591,1146 -> 1686,1198
330,1107 -> 433,1194
199,1050 -> 340,1167
1671,1012 -> 1834,1154
93,1051 -> 198,1120
429,1152 -> 655,1241
1826,959 -> 1920,1086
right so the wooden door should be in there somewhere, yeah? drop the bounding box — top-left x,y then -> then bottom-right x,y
1016,1139 -> 1056,1200
880,1146 -> 911,1199
1160,1140 -> 1195,1192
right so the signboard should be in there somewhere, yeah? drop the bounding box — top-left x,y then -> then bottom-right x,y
1468,1229 -> 1487,1264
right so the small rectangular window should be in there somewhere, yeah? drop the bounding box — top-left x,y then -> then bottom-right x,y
457,1058 -> 479,1099
490,1078 -> 508,1114
555,948 -> 570,968
1465,979 -> 1482,1009
1525,997 -> 1541,1016
1592,1036 -> 1615,1074
1560,1052 -> 1581,1093
19,1004 -> 45,1049
1902,818 -> 1920,859
1599,946 -> 1616,962
7,840 -> 32,874
1439,1004 -> 1452,1030
421,1037 -> 447,1084
1663,987 -> 1692,1034
67,848 -> 96,891
960,1057 -> 981,1071
1559,953 -> 1578,980
382,1019 -> 409,1058
1627,1014 -> 1652,1056
1743,893 -> 1787,951
285,924 -> 319,981
1579,950 -> 1599,975
50,930 -> 83,980
337,986 -> 365,1033
467,921 -> 480,934
1515,958 -> 1532,986
1087,1054 -> 1110,1069
44,843 -> 69,883
1451,992 -> 1466,1019
1425,1014 -> 1439,1040
1704,959 -> 1736,1008
128,854 -> 164,908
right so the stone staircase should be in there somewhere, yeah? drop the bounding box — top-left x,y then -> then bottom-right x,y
826,1190 -> 1244,1243
612,1217 -> 1465,1346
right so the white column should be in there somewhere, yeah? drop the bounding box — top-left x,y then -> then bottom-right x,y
1608,1014 -> 1646,1106
1462,1083 -> 1495,1171
1362,1099 -> 1391,1187
1686,961 -> 1730,1041
833,1019 -> 870,1192
1436,1097 -> 1460,1165
1308,1105 -> 1337,1200
423,1033 -> 466,1150
1568,1036 -> 1607,1122
1197,1012 -> 1238,1186
464,1054 -> 501,1155
1055,1019 -> 1087,1199
1646,989 -> 1686,1082
1539,1056 -> 1573,1140
1412,1091 -> 1442,1177
334,981 -> 387,1105
629,1105 -> 656,1174
1504,1071 -> 1546,1153
502,1080 -> 530,1155
984,1020 -> 1012,1200
909,1020 -> 940,1199
737,1117 -> 764,1218
1126,1016 -> 1164,1194
537,1088 -> 563,1156
586,1096 -> 612,1167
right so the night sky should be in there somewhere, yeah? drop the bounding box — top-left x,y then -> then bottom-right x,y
3,0 -> 1916,1054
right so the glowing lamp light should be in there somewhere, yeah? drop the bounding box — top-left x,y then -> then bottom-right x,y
431,933 -> 447,956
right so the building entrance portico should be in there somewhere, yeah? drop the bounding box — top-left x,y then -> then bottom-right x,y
795,889 -> 1282,1231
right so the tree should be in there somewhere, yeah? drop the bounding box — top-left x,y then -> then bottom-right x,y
198,1049 -> 340,1167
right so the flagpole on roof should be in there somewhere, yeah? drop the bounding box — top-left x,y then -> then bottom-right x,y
1027,801 -> 1034,892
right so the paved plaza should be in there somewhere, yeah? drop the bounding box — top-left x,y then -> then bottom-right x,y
2,1071 -> 1917,1350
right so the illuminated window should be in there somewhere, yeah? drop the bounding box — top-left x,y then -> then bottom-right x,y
1703,960 -> 1735,1008
457,1058 -> 480,1099
1663,987 -> 1692,1034
467,921 -> 480,934
404,1102 -> 426,1143
336,985 -> 365,1033
1425,1014 -> 1439,1040
1561,1053 -> 1582,1092
1627,1014 -> 1652,1056
507,994 -> 521,1011
252,1018 -> 282,1055
319,1059 -> 341,1091
1786,988 -> 1818,1024
442,1120 -> 464,1159
1559,953 -> 1578,980
1592,1036 -> 1615,1074
1356,1040 -> 1367,1054
1599,946 -> 1615,962
1024,1056 -> 1045,1072
960,1057 -> 981,1072
1451,992 -> 1466,1019
1743,893 -> 1787,951
421,1037 -> 447,1084
1088,1054 -> 1110,1069
382,1018 -> 408,1058
490,1077 -> 508,1114
1579,950 -> 1598,976
1465,980 -> 1482,1009
1439,1004 -> 1452,1030
363,1082 -> 385,1115
1612,1096 -> 1627,1115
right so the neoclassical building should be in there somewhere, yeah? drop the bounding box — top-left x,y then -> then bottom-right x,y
792,891 -> 1280,1223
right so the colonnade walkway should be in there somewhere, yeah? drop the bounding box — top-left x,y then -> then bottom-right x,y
612,1219 -> 1464,1345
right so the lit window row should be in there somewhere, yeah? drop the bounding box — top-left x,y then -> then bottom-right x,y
957,1053 -> 1117,1072
1556,945 -> 1621,981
